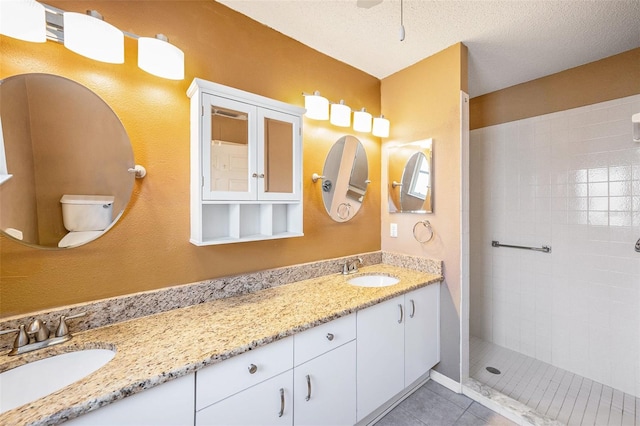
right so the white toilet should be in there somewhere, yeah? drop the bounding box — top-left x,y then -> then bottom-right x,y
58,195 -> 115,248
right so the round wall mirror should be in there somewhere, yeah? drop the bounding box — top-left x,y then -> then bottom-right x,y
388,139 -> 433,213
0,73 -> 135,249
320,135 -> 369,222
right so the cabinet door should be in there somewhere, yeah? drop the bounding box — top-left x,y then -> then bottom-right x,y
196,370 -> 293,426
202,93 -> 257,201
65,374 -> 194,426
356,295 -> 405,422
257,108 -> 301,201
404,284 -> 440,385
294,341 -> 356,426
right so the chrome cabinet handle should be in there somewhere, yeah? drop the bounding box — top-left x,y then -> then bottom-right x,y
259,173 -> 265,178
398,304 -> 404,324
252,173 -> 258,178
248,364 -> 257,374
305,374 -> 312,401
326,333 -> 334,341
409,299 -> 416,318
278,388 -> 285,417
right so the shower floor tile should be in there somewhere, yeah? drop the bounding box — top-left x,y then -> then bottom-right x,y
469,337 -> 639,425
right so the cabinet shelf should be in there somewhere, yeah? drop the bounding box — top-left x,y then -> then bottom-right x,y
193,202 -> 303,246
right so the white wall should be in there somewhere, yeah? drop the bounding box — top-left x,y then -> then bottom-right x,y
469,94 -> 640,398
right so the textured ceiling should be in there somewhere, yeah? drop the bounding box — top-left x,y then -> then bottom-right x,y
217,0 -> 640,97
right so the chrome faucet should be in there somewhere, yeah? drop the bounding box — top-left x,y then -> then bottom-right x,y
0,312 -> 86,356
342,257 -> 363,275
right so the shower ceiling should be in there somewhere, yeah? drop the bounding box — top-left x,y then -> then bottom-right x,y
216,0 -> 640,97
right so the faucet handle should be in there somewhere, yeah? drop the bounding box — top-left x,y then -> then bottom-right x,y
0,324 -> 30,348
55,312 -> 86,338
27,319 -> 50,342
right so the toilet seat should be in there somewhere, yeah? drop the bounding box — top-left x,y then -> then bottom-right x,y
58,231 -> 104,248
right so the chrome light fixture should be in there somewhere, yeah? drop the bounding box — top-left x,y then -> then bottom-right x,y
372,115 -> 390,137
330,100 -> 351,127
633,112 -> 640,142
353,108 -> 372,133
63,10 -> 124,63
0,0 -> 46,42
303,91 -> 329,120
138,34 -> 184,80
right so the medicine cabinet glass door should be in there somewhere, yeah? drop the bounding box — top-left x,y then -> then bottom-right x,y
202,94 -> 300,202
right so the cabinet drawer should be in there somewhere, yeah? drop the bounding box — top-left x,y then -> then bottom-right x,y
294,313 -> 355,366
196,336 -> 293,411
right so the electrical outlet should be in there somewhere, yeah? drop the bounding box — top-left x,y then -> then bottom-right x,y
390,223 -> 398,238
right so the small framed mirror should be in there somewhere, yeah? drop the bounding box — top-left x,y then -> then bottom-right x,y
388,138 -> 433,213
319,135 -> 369,222
0,74 -> 135,249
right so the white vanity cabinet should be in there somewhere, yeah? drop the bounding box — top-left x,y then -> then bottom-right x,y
293,314 -> 357,426
404,283 -> 440,385
65,373 -> 195,426
196,337 -> 294,425
356,283 -> 440,422
188,78 -> 304,245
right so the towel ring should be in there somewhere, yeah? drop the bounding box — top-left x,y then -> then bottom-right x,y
413,220 -> 434,243
337,202 -> 352,220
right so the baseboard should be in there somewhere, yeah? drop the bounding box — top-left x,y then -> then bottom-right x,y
429,369 -> 462,393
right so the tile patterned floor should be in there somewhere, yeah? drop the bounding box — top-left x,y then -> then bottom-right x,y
469,337 -> 640,425
376,379 -> 517,426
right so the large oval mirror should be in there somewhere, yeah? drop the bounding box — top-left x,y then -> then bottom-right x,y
320,135 -> 369,222
0,74 -> 135,249
388,138 -> 433,213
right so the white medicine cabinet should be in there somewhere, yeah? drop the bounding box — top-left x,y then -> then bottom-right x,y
188,79 -> 304,245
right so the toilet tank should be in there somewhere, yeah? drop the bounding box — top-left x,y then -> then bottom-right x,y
60,195 -> 115,232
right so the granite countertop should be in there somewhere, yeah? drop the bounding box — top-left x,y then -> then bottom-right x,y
0,264 -> 442,426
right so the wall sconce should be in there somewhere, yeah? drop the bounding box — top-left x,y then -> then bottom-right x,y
63,10 -> 124,63
303,91 -> 329,120
138,34 -> 185,80
330,100 -> 351,127
0,0 -> 46,42
372,115 -> 390,137
2,2 -> 184,80
353,108 -> 372,133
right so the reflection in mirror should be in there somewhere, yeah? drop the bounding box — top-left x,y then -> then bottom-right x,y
320,135 -> 369,222
0,74 -> 135,249
210,106 -> 249,192
388,138 -> 433,213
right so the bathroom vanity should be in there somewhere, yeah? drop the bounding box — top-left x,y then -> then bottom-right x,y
0,263 -> 442,426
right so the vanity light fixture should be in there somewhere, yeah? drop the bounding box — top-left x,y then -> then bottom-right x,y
372,115 -> 390,137
353,108 -> 372,133
330,100 -> 351,127
2,2 -> 185,80
138,34 -> 185,80
63,10 -> 124,63
0,0 -> 46,42
303,91 -> 329,120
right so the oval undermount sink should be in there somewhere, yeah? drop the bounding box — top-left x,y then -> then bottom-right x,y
347,274 -> 400,287
0,348 -> 115,414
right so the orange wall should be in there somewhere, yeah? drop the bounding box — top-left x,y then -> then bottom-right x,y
470,48 -> 640,129
0,1 -> 381,316
381,43 -> 468,380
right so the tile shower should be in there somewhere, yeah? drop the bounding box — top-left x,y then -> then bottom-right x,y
469,94 -> 640,424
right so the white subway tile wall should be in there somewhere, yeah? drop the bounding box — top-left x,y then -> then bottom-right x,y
470,94 -> 640,398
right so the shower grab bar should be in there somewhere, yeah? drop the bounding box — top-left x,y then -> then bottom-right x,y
491,240 -> 551,253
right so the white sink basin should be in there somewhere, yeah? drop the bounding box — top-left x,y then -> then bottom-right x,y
348,274 -> 400,287
0,348 -> 115,414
